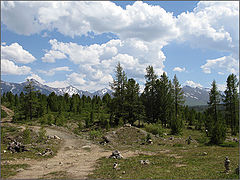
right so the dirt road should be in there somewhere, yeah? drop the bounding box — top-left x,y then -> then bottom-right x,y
1,106 -> 140,179
1,105 -> 14,123
11,126 -> 112,179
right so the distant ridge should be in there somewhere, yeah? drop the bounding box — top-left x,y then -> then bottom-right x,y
1,79 -> 212,106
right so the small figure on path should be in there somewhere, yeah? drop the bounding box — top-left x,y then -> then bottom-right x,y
224,156 -> 230,173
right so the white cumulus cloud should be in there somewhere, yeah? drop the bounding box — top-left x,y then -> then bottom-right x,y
1,1 -> 179,42
1,43 -> 36,64
26,73 -> 46,84
173,67 -> 186,72
201,55 -> 238,75
1,59 -> 31,75
184,80 -> 203,88
41,50 -> 67,63
42,38 -> 166,91
39,66 -> 72,76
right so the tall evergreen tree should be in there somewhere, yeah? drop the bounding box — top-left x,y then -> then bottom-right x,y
207,80 -> 226,144
224,74 -> 239,135
124,78 -> 143,125
171,75 -> 185,134
157,72 -> 174,127
23,80 -> 39,120
110,62 -> 127,125
142,65 -> 158,123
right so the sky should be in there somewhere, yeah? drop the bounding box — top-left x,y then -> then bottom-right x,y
1,1 -> 239,92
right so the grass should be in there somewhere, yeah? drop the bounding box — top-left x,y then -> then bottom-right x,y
89,128 -> 239,179
41,171 -> 71,179
1,164 -> 30,179
1,124 -> 62,178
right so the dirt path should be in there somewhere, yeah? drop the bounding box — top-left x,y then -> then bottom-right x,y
1,106 -> 141,179
1,105 -> 14,123
9,126 -> 112,179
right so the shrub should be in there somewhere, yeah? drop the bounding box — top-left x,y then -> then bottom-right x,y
146,133 -> 152,141
22,127 -> 31,144
38,127 -> 47,142
1,109 -> 7,118
210,120 -> 226,145
47,114 -> 54,125
89,130 -> 102,140
145,123 -> 163,137
173,143 -> 184,147
196,135 -> 209,144
219,142 -> 238,147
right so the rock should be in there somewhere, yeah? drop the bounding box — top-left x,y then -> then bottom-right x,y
3,150 -> 7,153
122,171 -> 126,174
41,148 -> 53,156
113,162 -> 118,169
7,140 -> 28,153
53,135 -> 61,140
140,159 -> 150,165
16,168 -> 24,172
59,161 -> 63,165
233,138 -> 238,142
101,136 -> 110,144
109,150 -> 123,159
224,156 -> 230,172
169,137 -> 174,140
82,145 -> 91,149
163,133 -> 167,136
124,123 -> 131,127
147,139 -> 153,144
203,152 -> 207,156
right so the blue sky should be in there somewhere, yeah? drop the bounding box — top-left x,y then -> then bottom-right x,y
1,1 -> 239,92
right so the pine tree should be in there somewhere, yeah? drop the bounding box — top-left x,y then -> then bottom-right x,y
157,72 -> 174,127
23,80 -> 39,120
124,78 -> 143,125
208,80 -> 226,144
142,65 -> 158,123
170,75 -> 185,134
224,74 -> 239,135
110,62 -> 127,126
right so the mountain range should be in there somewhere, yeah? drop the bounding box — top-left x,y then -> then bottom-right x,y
1,79 -> 211,106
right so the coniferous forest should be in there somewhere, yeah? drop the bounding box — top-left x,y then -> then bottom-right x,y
1,62 -> 239,145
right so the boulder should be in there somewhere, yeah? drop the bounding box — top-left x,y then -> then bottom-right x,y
53,135 -> 61,140
124,123 -> 131,127
109,150 -> 123,159
140,159 -> 150,165
7,140 -> 29,153
203,152 -> 207,156
41,148 -> 53,156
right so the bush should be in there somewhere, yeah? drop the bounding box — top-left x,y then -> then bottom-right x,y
196,135 -> 209,144
22,127 -> 31,144
89,130 -> 102,140
1,109 -> 7,118
219,142 -> 238,147
173,143 -> 184,147
170,116 -> 183,135
210,120 -> 226,145
47,114 -> 55,125
145,123 -> 163,137
38,127 -> 47,142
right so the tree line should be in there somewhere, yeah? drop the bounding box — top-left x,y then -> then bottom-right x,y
1,63 -> 239,144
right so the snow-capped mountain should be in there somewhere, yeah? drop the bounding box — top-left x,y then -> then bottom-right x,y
182,85 -> 210,106
1,79 -> 212,106
0,79 -> 112,98
92,88 -> 113,97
